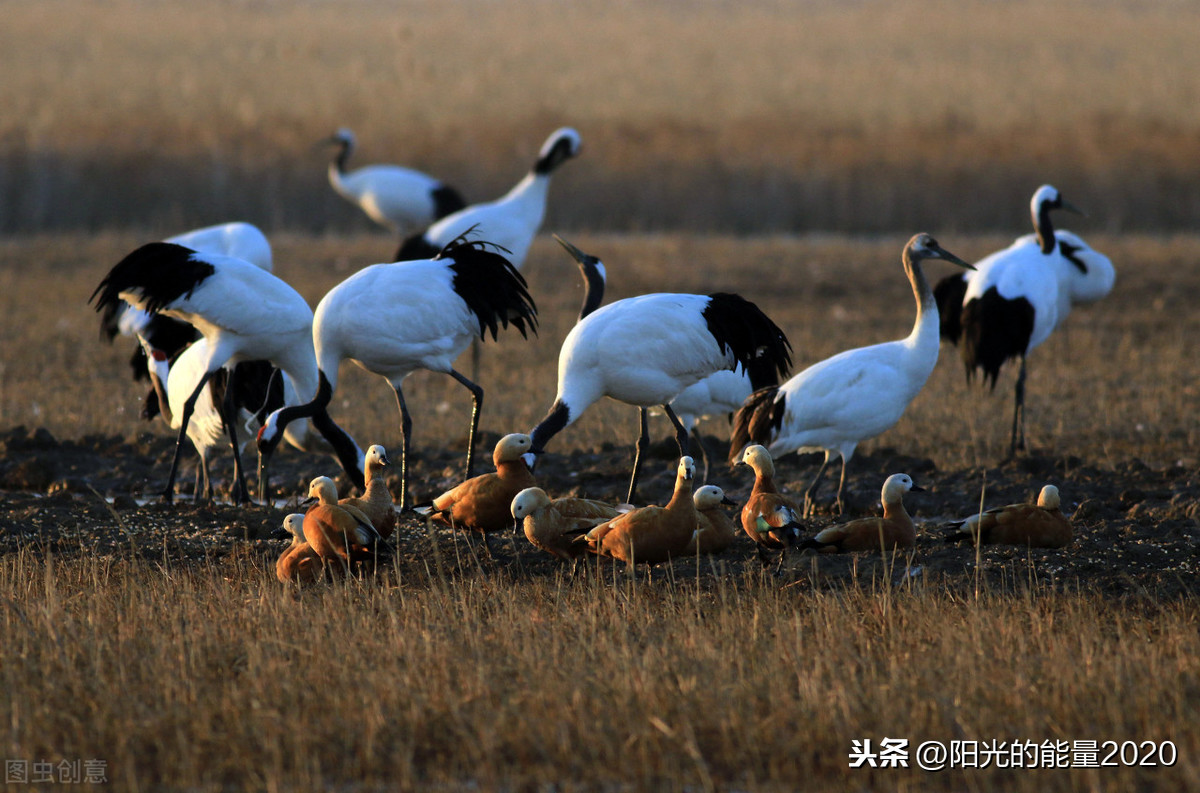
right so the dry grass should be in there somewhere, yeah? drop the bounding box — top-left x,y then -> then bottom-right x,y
3,0 -> 1200,232
2,546 -> 1197,791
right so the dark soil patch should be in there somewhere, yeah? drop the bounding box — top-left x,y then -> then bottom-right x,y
2,425 -> 1197,600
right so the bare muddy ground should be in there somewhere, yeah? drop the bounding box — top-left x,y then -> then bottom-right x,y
2,424 -> 1196,600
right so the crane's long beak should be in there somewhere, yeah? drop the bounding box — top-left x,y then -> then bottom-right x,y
553,234 -> 588,264
936,246 -> 976,271
1060,198 -> 1087,218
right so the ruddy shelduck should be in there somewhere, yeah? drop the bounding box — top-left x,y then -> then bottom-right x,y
684,485 -> 739,555
510,486 -> 623,570
417,433 -> 536,532
338,444 -> 397,538
944,484 -> 1072,548
798,473 -> 922,553
578,456 -> 699,565
276,512 -> 323,585
737,445 -> 805,566
304,476 -> 390,574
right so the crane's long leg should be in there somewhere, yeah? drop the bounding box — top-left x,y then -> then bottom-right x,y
469,339 -> 482,384
691,431 -> 713,484
661,404 -> 690,460
220,366 -> 252,505
194,453 -> 212,504
627,408 -> 651,505
162,371 -> 216,504
449,369 -> 483,480
390,383 -> 414,512
833,456 -> 848,516
1009,357 -> 1028,456
803,453 -> 832,519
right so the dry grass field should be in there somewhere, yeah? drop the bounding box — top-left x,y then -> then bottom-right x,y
2,0 -> 1199,790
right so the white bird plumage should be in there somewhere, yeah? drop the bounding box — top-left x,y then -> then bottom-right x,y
255,236 -> 537,511
92,242 -> 365,503
101,222 -> 274,410
937,185 -> 1109,454
731,233 -> 973,516
324,127 -> 465,235
393,127 -> 581,267
530,236 -> 791,505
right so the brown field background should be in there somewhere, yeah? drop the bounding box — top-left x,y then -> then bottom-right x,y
2,1 -> 1200,790
3,0 -> 1200,233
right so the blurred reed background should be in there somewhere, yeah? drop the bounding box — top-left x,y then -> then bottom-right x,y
2,0 -> 1199,235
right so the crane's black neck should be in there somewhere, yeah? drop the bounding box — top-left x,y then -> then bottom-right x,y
1034,200 -> 1058,255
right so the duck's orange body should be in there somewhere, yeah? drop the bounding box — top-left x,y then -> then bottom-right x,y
580,457 -> 698,565
945,485 -> 1072,548
800,473 -> 921,553
339,444 -> 396,538
424,434 -> 536,531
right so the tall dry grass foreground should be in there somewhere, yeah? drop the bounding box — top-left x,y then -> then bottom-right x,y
2,0 -> 1200,232
2,547 -> 1197,791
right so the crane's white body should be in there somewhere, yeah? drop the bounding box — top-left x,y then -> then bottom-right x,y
123,253 -> 320,395
553,293 -> 740,421
402,127 -> 581,268
313,259 -> 479,389
114,222 -> 273,339
742,234 -> 972,515
329,161 -> 447,234
1010,230 -> 1115,326
963,239 -> 1061,355
98,242 -> 367,501
768,308 -> 939,465
168,222 -> 272,271
665,369 -> 754,429
325,127 -> 459,235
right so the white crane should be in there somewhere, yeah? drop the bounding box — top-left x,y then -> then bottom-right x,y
394,127 -> 581,266
91,242 -> 365,503
559,234 -> 781,483
730,233 -> 973,516
255,236 -> 538,511
934,187 -> 1105,346
323,127 -> 465,236
99,222 -> 274,418
530,236 -> 792,505
943,185 -> 1104,454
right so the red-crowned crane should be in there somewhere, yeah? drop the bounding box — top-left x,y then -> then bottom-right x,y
255,235 -> 537,511
323,127 -> 465,235
935,185 -> 1109,454
394,127 -> 581,266
99,221 -> 274,419
530,236 -> 792,505
91,242 -> 365,503
730,233 -> 973,517
560,234 -> 781,483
